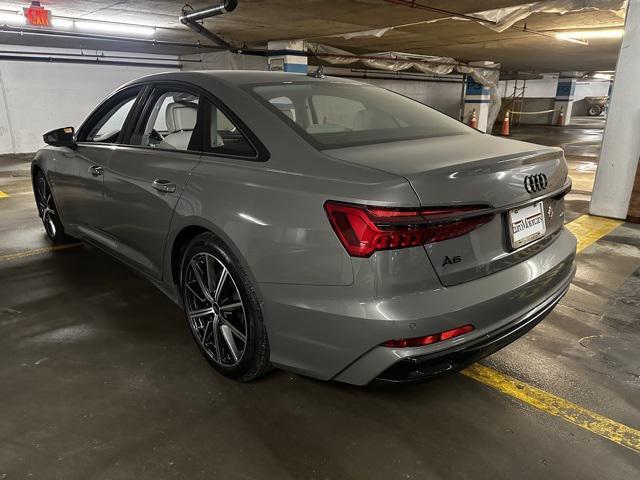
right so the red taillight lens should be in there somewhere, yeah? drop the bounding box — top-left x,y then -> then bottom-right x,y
383,324 -> 474,348
324,201 -> 494,258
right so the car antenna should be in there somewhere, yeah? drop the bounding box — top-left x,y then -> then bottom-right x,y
308,65 -> 324,78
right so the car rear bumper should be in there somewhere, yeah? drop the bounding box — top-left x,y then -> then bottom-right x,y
260,228 -> 577,385
370,270 -> 572,384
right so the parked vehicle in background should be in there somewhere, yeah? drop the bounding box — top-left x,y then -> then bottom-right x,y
585,96 -> 609,116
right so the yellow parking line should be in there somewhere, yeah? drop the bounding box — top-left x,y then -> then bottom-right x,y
463,364 -> 640,454
565,214 -> 623,253
461,215 -> 634,451
0,190 -> 9,198
0,243 -> 81,262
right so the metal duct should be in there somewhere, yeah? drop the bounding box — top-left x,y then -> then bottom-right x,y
180,0 -> 238,22
179,0 -> 238,52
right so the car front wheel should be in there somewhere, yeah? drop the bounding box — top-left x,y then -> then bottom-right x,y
34,171 -> 72,244
180,232 -> 271,381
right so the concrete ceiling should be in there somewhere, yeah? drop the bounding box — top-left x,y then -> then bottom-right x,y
0,0 -> 626,72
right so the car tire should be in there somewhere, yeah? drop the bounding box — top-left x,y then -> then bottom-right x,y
180,232 -> 271,382
588,105 -> 602,116
34,171 -> 73,245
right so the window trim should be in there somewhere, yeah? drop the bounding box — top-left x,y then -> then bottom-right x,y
200,86 -> 269,162
121,80 -> 269,162
76,85 -> 147,144
127,82 -> 205,154
201,97 -> 259,160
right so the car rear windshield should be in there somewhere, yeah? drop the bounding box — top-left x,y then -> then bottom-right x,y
248,81 -> 470,149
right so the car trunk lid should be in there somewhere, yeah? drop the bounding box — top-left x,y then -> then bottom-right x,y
325,132 -> 569,286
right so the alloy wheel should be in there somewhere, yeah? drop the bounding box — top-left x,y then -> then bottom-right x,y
184,252 -> 248,368
36,176 -> 58,239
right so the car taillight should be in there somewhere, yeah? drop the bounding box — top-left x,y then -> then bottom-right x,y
324,201 -> 494,258
383,324 -> 474,348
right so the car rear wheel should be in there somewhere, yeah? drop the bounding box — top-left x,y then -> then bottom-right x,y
180,232 -> 271,381
35,172 -> 72,244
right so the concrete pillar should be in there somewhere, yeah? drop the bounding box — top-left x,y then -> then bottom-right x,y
267,40 -> 307,73
590,0 -> 640,221
463,77 -> 491,132
552,77 -> 576,126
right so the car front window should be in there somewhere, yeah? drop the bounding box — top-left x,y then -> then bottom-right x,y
134,90 -> 201,152
249,82 -> 470,149
84,95 -> 138,143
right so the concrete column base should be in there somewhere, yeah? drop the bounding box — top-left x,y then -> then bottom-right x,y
552,100 -> 573,126
463,76 -> 491,132
267,40 -> 307,73
552,77 -> 576,126
463,102 -> 490,131
627,167 -> 640,222
590,0 -> 640,220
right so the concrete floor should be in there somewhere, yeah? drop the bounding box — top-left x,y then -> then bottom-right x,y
1,124 -> 639,479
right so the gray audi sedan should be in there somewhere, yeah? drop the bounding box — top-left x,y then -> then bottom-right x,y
32,71 -> 576,385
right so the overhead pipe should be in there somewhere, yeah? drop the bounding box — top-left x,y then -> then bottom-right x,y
180,0 -> 238,22
179,0 -> 238,52
0,53 -> 182,69
0,48 -> 201,63
0,23 -> 228,51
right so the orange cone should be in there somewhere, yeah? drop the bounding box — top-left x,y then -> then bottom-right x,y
500,110 -> 510,136
469,109 -> 477,129
556,107 -> 564,126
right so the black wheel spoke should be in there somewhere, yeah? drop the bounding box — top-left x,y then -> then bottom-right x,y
190,259 -> 214,303
220,324 -> 240,361
36,177 -> 58,239
219,316 -> 246,343
185,252 -> 247,368
212,321 -> 223,363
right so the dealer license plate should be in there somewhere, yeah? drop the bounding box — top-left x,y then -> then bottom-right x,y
508,201 -> 546,249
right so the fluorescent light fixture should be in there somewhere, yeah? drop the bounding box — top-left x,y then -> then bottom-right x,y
556,28 -> 624,40
75,20 -> 155,36
592,73 -> 613,80
51,18 -> 74,28
0,12 -> 25,24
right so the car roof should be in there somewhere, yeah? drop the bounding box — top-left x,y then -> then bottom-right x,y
126,70 -> 364,88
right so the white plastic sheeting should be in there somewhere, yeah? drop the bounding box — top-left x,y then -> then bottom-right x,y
332,1 -> 627,37
424,0 -> 626,32
309,44 -> 466,76
458,65 -> 502,131
339,27 -> 394,40
308,43 -> 502,130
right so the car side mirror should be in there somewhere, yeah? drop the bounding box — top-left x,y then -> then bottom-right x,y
43,127 -> 76,148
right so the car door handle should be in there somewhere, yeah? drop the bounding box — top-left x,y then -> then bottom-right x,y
152,179 -> 176,193
88,165 -> 104,176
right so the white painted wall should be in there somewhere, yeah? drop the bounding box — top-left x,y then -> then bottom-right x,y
574,80 -> 610,101
499,74 -> 610,100
499,74 -> 558,98
180,50 -> 267,71
0,46 -> 179,154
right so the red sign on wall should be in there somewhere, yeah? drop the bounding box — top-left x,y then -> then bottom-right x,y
23,2 -> 51,27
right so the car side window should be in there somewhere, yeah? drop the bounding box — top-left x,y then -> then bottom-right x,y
82,88 -> 142,143
132,90 -> 201,152
203,100 -> 256,157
